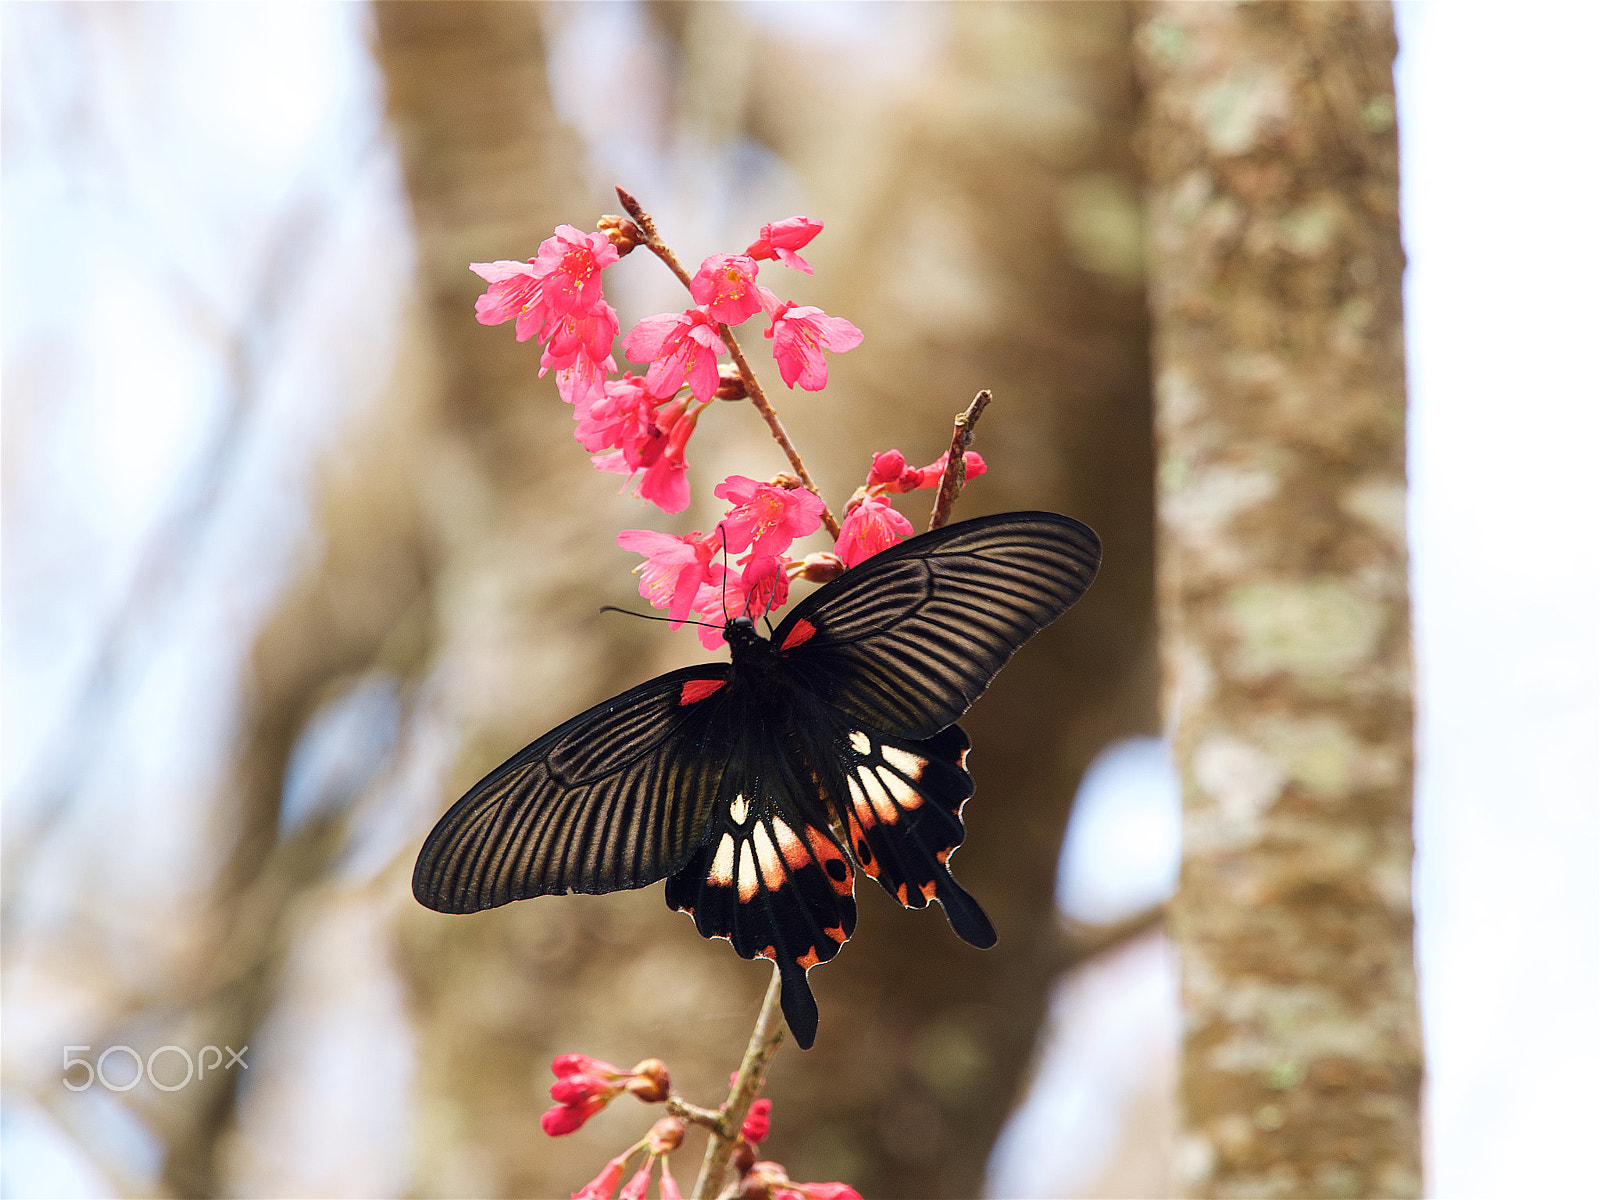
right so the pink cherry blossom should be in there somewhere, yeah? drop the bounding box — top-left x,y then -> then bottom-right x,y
617,527 -> 724,625
657,1158 -> 683,1200
618,1161 -> 654,1200
746,216 -> 824,274
622,307 -> 728,403
864,447 -> 989,493
542,301 -> 620,407
746,1162 -> 863,1200
595,399 -> 700,513
691,557 -> 789,649
572,1156 -> 628,1200
470,224 -> 618,343
909,448 -> 987,489
764,301 -> 863,391
866,449 -> 908,489
573,373 -> 661,455
714,476 -> 825,558
834,494 -> 913,567
690,253 -> 763,325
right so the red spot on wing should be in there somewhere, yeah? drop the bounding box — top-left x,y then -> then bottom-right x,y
797,948 -> 821,970
780,618 -> 816,651
679,678 -> 726,705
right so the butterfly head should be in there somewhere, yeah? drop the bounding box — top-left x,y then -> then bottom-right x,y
723,613 -> 761,647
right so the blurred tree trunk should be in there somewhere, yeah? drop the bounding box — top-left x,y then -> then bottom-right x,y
373,3 -> 1157,1198
731,5 -> 1159,1196
1138,4 -> 1422,1197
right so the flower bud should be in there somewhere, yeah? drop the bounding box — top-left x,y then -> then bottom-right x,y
800,552 -> 846,584
626,1058 -> 671,1103
715,364 -> 748,400
740,1098 -> 772,1144
648,1116 -> 685,1154
552,1053 -> 622,1080
598,215 -> 643,254
730,1140 -> 757,1177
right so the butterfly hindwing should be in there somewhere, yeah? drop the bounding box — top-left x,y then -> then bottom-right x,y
772,511 -> 1101,739
663,714 -> 858,1051
836,722 -> 997,949
413,666 -> 734,913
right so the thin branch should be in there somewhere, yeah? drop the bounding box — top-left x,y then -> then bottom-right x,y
615,186 -> 695,292
613,187 -> 840,540
928,389 -> 993,530
692,968 -> 785,1200
718,327 -> 840,540
666,1095 -> 725,1131
1052,902 -> 1167,974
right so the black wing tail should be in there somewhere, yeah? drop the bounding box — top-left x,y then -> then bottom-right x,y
838,723 -> 997,948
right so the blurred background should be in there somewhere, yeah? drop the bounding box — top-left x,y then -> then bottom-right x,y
1,3 -> 1594,1198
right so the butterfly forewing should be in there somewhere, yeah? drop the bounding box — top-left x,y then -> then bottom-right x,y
413,666 -> 734,913
773,512 -> 1101,739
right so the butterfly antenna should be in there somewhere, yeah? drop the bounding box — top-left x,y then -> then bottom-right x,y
716,522 -> 733,625
598,605 -> 720,631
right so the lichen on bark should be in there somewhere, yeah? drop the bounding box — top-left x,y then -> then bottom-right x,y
1138,4 -> 1423,1197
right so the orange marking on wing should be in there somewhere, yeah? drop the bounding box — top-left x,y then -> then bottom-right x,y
757,945 -> 777,962
844,811 -> 881,878
797,948 -> 821,970
679,677 -> 727,704
895,884 -> 910,905
936,848 -> 951,864
780,618 -> 816,651
920,881 -> 938,901
822,924 -> 849,945
804,825 -> 853,894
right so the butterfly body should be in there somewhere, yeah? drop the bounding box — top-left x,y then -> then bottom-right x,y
414,511 -> 1101,1047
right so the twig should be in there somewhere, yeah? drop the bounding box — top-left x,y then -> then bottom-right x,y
613,187 -> 841,540
928,389 -> 993,530
691,968 -> 786,1200
615,187 -> 697,292
718,329 -> 841,539
1054,902 -> 1168,973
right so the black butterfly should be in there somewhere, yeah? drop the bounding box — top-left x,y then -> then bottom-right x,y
413,511 -> 1101,1048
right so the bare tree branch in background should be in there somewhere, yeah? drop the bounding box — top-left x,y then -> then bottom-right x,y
1138,4 -> 1423,1196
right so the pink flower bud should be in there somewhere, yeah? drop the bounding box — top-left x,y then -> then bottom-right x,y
740,1098 -> 772,1144
540,1093 -> 608,1136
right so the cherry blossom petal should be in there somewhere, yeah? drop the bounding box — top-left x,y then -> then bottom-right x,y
834,495 -> 913,567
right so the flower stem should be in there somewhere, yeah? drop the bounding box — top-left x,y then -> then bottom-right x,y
928,389 -> 993,530
691,967 -> 786,1200
613,186 -> 841,541
718,326 -> 841,540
